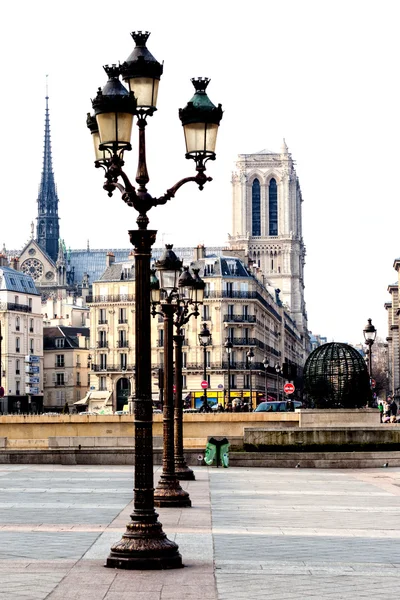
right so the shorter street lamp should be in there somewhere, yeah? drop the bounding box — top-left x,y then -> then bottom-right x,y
199,323 -> 212,411
247,349 -> 255,410
225,340 -> 233,407
275,363 -> 281,401
152,245 -> 191,507
263,357 -> 269,401
363,318 -> 377,378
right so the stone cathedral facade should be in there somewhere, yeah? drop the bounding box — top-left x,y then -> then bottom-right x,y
228,142 -> 308,341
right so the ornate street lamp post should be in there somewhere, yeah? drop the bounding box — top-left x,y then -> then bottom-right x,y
263,357 -> 269,401
225,339 -> 233,408
199,323 -> 212,410
363,318 -> 377,378
87,31 -> 222,570
247,349 -> 254,410
275,363 -> 281,401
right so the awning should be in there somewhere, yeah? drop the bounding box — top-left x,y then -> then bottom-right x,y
74,397 -> 89,406
73,391 -> 113,410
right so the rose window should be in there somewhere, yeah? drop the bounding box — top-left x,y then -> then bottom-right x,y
21,258 -> 44,280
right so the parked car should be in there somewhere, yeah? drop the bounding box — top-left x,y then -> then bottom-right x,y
255,400 -> 302,413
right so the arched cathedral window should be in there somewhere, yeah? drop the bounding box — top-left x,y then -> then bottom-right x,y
269,178 -> 278,235
252,179 -> 261,236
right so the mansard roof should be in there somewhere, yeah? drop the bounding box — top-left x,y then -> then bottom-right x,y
0,266 -> 39,295
43,325 -> 89,349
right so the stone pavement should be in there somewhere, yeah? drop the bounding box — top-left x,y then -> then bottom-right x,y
0,465 -> 400,599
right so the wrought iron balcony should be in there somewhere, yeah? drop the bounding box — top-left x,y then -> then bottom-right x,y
97,341 -> 108,348
118,319 -> 128,324
87,294 -> 134,304
204,290 -> 257,299
0,302 -> 32,313
223,314 -> 256,323
98,319 -> 108,325
117,340 -> 129,348
55,362 -> 65,368
91,364 -> 135,373
231,337 -> 256,346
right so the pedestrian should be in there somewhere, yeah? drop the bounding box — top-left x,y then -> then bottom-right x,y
390,398 -> 398,417
378,401 -> 384,423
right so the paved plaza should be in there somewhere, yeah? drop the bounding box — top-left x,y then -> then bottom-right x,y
0,465 -> 399,599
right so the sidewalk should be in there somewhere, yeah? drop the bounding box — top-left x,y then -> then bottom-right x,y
0,465 -> 400,599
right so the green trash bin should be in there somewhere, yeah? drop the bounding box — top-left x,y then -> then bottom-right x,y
204,436 -> 229,468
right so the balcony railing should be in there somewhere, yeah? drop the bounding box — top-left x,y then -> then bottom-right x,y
29,327 -> 34,333
118,319 -> 128,324
91,364 -> 135,372
55,382 -> 65,387
205,291 -> 257,299
98,319 -> 108,325
97,341 -> 108,348
0,302 -> 32,313
87,294 -> 134,303
117,340 -> 129,348
230,337 -> 256,346
55,363 -> 65,368
223,314 -> 256,323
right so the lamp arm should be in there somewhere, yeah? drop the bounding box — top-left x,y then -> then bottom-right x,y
154,171 -> 213,207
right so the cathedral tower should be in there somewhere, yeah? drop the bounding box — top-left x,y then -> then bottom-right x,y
229,142 -> 308,337
36,94 -> 60,262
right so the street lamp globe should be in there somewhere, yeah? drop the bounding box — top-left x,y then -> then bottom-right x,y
150,269 -> 161,304
154,245 -> 182,297
178,266 -> 195,303
179,78 -> 223,161
363,318 -> 377,345
225,340 -> 233,354
199,322 -> 211,346
263,357 -> 269,369
275,363 -> 281,374
247,349 -> 255,363
120,31 -> 163,112
192,268 -> 205,305
91,65 -> 136,156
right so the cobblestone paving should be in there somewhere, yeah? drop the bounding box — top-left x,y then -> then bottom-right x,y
0,464 -> 400,599
211,468 -> 400,599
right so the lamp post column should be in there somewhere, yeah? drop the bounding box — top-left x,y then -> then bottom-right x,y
174,332 -> 195,480
106,227 -> 183,569
154,303 -> 191,507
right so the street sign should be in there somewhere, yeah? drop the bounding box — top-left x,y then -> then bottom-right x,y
201,380 -> 208,390
283,382 -> 295,394
371,378 -> 376,389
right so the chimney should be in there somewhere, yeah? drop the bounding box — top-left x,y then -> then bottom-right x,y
106,252 -> 115,267
0,253 -> 8,267
194,244 -> 206,261
10,256 -> 19,270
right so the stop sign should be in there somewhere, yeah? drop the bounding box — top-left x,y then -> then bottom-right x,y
201,380 -> 208,390
284,382 -> 295,394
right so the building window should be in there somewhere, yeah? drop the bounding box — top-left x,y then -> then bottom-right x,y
182,352 -> 187,368
16,381 -> 20,395
16,359 -> 20,375
244,374 -> 250,388
230,374 -> 236,389
55,338 -> 64,348
99,308 -> 107,324
30,319 -> 34,333
28,298 -> 32,310
98,330 -> 107,347
182,375 -> 187,389
227,304 -> 234,318
87,373 -> 90,387
56,390 -> 66,405
56,373 -> 65,386
76,372 -> 81,386
30,339 -> 34,354
119,307 -> 127,324
202,305 -> 209,321
56,354 -> 64,368
206,374 -> 211,387
252,179 -> 261,236
119,330 -> 127,348
159,329 -> 164,347
100,354 -> 107,370
206,351 -> 211,368
99,376 -> 107,391
120,353 -> 127,370
15,317 -> 20,331
16,338 -> 20,353
243,305 -> 248,318
269,178 -> 278,235
15,296 -> 19,305
227,328 -> 234,343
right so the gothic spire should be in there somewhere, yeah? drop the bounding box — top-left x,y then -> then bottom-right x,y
36,82 -> 60,263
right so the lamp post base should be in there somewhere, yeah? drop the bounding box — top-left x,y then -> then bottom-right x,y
175,462 -> 196,481
105,516 -> 183,570
154,475 -> 192,507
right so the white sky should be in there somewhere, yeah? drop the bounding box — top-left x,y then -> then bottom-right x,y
0,0 -> 398,346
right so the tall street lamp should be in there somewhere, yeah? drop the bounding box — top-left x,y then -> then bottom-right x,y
275,363 -> 281,401
225,339 -> 233,407
247,349 -> 254,410
263,357 -> 269,401
199,323 -> 212,410
87,31 -> 222,571
363,318 -> 377,378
